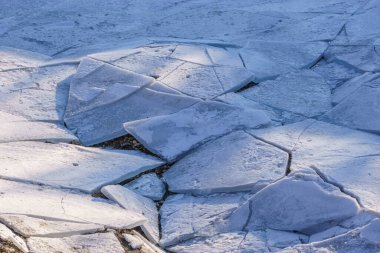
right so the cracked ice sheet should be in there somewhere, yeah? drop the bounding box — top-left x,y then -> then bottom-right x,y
249,119 -> 380,213
159,62 -> 253,99
163,130 -> 288,195
159,193 -> 252,247
226,168 -> 359,235
64,82 -> 201,146
325,45 -> 380,72
27,232 -> 125,253
0,179 -> 145,229
167,229 -> 307,252
124,100 -> 270,162
216,92 -> 307,125
279,219 -> 380,253
167,231 -> 269,253
0,63 -> 77,123
64,57 -> 154,117
241,70 -> 332,118
92,43 -> 253,99
321,73 -> 380,134
101,185 -> 159,244
0,141 -> 164,193
333,0 -> 380,45
311,59 -> 363,89
125,173 -> 166,201
0,111 -> 77,143
240,41 -> 327,82
0,46 -> 50,71
0,214 -> 104,238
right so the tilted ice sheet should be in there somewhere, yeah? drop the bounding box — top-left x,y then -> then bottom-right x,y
102,185 -> 160,244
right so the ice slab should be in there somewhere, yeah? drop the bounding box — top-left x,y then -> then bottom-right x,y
27,232 -> 124,253
101,185 -> 159,244
280,219 -> 380,253
164,131 -> 288,195
322,74 -> 380,134
160,193 -> 251,247
65,82 -> 200,146
250,120 -> 380,213
0,141 -> 164,193
0,111 -> 77,143
0,179 -> 146,229
125,173 -> 166,201
0,214 -> 104,238
228,169 -> 359,234
241,70 -> 332,117
0,64 -> 77,122
240,41 -> 327,82
124,101 -> 270,162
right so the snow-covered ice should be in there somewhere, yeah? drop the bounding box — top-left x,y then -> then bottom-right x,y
1,0 -> 380,251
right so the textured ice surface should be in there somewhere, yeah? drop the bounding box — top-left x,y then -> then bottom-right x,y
125,173 -> 166,201
0,179 -> 146,229
124,101 -> 270,161
250,120 -> 380,213
0,141 -> 164,193
228,169 -> 359,234
164,131 -> 288,195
